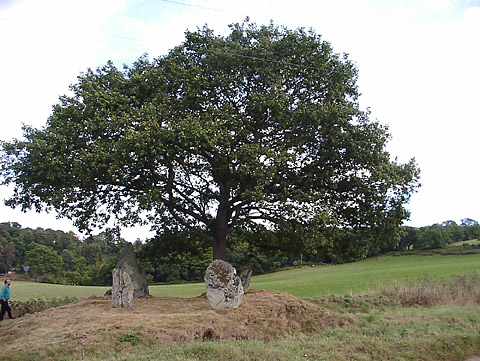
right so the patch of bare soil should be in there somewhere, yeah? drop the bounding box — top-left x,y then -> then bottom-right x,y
0,289 -> 352,357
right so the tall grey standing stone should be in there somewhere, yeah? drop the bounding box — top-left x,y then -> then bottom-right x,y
115,243 -> 149,298
204,259 -> 244,310
112,268 -> 134,309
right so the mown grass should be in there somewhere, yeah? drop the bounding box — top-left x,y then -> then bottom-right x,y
11,281 -> 110,302
250,253 -> 480,297
11,253 -> 480,301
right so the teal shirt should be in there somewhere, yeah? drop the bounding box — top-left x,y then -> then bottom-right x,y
0,284 -> 10,301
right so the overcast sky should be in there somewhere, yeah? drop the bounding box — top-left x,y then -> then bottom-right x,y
1,0 -> 479,241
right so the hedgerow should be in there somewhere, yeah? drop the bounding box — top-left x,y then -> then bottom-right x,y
9,295 -> 78,318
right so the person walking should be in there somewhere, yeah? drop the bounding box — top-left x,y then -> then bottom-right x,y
0,279 -> 13,320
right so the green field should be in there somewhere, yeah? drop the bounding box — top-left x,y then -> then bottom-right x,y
11,253 -> 480,301
250,253 -> 480,297
11,282 -> 110,301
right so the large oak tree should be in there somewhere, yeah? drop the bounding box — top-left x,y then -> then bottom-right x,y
1,21 -> 420,260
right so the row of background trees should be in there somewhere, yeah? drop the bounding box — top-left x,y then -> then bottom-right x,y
1,218 -> 479,285
0,222 -> 127,285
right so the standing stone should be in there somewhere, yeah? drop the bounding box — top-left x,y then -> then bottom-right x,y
204,259 -> 244,310
239,263 -> 252,291
112,268 -> 134,309
116,243 -> 149,298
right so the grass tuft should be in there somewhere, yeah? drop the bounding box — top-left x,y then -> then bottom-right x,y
119,333 -> 142,346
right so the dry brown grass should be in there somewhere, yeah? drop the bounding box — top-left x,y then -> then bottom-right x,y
0,289 -> 352,359
4,274 -> 480,360
378,273 -> 480,307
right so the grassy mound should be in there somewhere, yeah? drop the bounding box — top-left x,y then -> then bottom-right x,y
0,289 -> 351,360
4,254 -> 480,360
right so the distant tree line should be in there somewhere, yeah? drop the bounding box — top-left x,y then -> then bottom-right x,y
1,219 -> 479,285
0,222 -> 127,285
395,218 -> 480,251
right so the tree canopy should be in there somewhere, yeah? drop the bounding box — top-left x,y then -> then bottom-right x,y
0,21 -> 420,260
25,244 -> 64,281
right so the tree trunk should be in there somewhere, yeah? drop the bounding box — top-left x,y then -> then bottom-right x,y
213,236 -> 227,260
212,181 -> 230,261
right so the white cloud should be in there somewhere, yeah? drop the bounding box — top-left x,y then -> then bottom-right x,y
422,0 -> 455,11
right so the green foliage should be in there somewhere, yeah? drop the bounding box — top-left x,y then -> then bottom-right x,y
0,222 -> 124,286
90,256 -> 118,286
119,333 -> 142,346
227,233 -> 290,276
461,218 -> 480,240
0,222 -> 80,271
0,241 -> 15,273
9,295 -> 77,318
398,220 -> 480,252
416,224 -> 449,249
25,244 -> 64,281
140,230 -> 213,283
0,20 -> 420,260
397,226 -> 418,251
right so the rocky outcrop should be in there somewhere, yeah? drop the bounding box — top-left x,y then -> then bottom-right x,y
204,259 -> 244,310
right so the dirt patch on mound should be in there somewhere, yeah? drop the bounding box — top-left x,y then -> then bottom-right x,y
0,289 -> 352,357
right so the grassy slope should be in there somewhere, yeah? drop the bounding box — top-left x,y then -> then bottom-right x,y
11,253 -> 480,301
250,253 -> 480,297
450,239 -> 480,246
